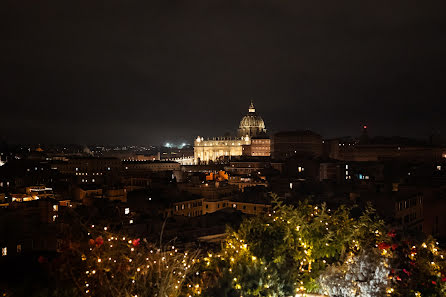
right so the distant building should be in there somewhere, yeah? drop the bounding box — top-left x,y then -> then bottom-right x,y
243,138 -> 271,157
271,130 -> 323,159
123,160 -> 180,172
74,185 -> 103,202
226,160 -> 270,175
320,162 -> 342,182
339,143 -> 446,162
177,182 -> 238,199
237,101 -> 267,137
322,139 -> 340,159
74,185 -> 127,203
122,176 -> 151,191
338,126 -> 446,162
194,136 -> 251,164
104,187 -> 127,203
194,101 -> 270,164
0,198 -> 59,255
9,185 -> 55,202
167,197 -> 271,217
227,175 -> 268,191
56,157 -> 122,175
394,193 -> 423,231
423,186 -> 446,239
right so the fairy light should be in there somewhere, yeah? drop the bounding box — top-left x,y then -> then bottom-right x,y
79,205 -> 445,297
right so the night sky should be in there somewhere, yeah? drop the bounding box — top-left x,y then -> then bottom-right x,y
1,0 -> 446,145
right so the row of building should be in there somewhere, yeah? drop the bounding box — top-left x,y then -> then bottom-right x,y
194,102 -> 446,164
1,101 -> 446,258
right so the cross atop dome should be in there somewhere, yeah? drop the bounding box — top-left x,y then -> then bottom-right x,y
248,99 -> 256,113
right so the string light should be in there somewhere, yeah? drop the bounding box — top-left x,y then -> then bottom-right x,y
79,201 -> 445,297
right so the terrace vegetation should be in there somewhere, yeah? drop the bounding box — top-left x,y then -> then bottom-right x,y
6,195 -> 446,297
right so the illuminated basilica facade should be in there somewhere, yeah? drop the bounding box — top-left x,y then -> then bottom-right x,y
194,101 -> 269,164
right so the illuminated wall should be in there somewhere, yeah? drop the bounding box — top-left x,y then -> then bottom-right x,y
194,136 -> 251,164
249,138 -> 270,156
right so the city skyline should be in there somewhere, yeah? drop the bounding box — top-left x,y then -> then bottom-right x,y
1,98 -> 443,146
2,0 -> 446,144
2,2 -> 446,296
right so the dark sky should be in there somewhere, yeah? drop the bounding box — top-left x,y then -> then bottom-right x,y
1,0 -> 446,145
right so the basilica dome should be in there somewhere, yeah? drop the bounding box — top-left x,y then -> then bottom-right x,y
238,101 -> 267,137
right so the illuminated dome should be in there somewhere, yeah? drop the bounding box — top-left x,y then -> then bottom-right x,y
238,101 -> 267,137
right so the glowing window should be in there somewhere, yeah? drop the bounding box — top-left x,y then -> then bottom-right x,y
2,247 -> 6,256
125,208 -> 130,215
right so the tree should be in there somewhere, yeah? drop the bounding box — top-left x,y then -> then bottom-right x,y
68,226 -> 200,297
387,236 -> 446,297
196,195 -> 387,297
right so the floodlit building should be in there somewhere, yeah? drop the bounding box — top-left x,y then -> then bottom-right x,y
237,101 -> 267,138
194,136 -> 251,164
243,138 -> 271,157
194,101 -> 270,164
